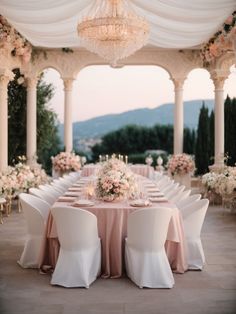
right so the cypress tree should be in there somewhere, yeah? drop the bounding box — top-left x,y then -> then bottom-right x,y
209,110 -> 214,165
195,102 -> 210,174
184,128 -> 195,154
225,96 -> 236,166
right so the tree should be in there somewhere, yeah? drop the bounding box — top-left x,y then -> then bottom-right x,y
195,102 -> 210,174
225,96 -> 236,166
184,128 -> 196,154
8,69 -> 27,162
209,110 -> 214,165
8,69 -> 61,173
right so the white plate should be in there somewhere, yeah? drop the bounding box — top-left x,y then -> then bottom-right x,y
149,197 -> 168,202
64,192 -> 80,197
149,193 -> 164,197
72,199 -> 94,207
129,199 -> 151,207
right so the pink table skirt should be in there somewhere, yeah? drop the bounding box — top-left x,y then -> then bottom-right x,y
81,164 -> 154,178
81,165 -> 100,177
39,199 -> 187,278
129,165 -> 154,178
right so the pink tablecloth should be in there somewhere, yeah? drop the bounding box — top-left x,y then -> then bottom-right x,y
81,164 -> 154,178
81,164 -> 100,177
39,194 -> 187,278
129,165 -> 154,178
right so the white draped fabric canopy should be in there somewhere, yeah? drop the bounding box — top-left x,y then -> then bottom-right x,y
0,0 -> 235,49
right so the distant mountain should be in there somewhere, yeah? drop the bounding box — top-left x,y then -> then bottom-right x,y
58,99 -> 214,140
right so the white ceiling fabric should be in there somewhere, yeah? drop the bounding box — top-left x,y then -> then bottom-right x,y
0,0 -> 235,49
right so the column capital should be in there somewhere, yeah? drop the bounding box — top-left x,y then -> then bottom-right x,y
26,77 -> 38,90
210,70 -> 229,90
63,78 -> 74,91
0,69 -> 15,86
170,77 -> 186,90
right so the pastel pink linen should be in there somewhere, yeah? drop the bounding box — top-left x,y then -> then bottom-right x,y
81,165 -> 99,177
81,164 -> 154,178
39,199 -> 187,277
130,165 -> 154,178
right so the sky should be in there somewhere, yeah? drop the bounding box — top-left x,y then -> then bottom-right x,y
43,65 -> 236,123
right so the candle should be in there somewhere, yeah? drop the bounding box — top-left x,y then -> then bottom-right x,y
125,155 -> 128,164
118,154 -> 121,160
121,155 -> 123,162
106,154 -> 108,161
99,155 -> 102,162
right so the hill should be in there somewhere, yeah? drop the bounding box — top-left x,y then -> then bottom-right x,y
58,99 -> 214,140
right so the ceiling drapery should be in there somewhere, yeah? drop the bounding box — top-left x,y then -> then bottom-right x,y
0,0 -> 235,49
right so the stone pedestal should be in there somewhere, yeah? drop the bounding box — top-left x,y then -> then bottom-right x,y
173,173 -> 191,189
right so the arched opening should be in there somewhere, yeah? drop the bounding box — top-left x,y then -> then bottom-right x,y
72,65 -> 173,155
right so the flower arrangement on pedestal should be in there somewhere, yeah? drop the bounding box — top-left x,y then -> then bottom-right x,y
95,158 -> 137,202
51,152 -> 81,173
0,160 -> 49,199
167,153 -> 195,176
0,15 -> 32,63
202,166 -> 236,197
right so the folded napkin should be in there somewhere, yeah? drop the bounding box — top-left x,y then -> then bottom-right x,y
72,200 -> 94,207
148,192 -> 164,197
67,187 -> 82,192
57,196 -> 77,202
64,192 -> 80,197
149,197 -> 168,202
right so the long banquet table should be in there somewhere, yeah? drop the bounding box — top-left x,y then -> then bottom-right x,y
39,176 -> 188,278
81,164 -> 154,178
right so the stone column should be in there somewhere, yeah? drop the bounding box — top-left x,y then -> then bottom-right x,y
26,77 -> 38,165
0,69 -> 14,171
172,78 -> 185,155
63,78 -> 74,152
211,73 -> 227,168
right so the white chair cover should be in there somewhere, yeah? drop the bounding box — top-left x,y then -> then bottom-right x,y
168,188 -> 191,203
165,185 -> 185,199
51,206 -> 101,288
29,187 -> 56,205
18,193 -> 50,268
39,184 -> 61,198
125,207 -> 174,288
161,182 -> 179,194
182,199 -> 209,270
176,194 -> 202,209
51,181 -> 67,193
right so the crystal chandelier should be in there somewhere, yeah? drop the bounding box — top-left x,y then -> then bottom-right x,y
77,0 -> 149,66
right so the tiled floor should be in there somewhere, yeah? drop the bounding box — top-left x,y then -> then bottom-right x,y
0,205 -> 236,314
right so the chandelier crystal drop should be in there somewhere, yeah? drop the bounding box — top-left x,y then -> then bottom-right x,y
77,0 -> 150,66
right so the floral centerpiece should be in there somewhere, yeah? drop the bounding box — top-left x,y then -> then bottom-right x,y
51,152 -> 81,174
167,153 -> 195,176
95,158 -> 137,202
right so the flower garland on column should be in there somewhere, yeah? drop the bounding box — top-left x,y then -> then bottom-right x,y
0,15 -> 32,63
200,11 -> 236,66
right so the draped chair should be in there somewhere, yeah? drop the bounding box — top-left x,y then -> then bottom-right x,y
51,206 -> 101,288
182,199 -> 209,270
18,193 -> 50,268
125,207 -> 174,288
